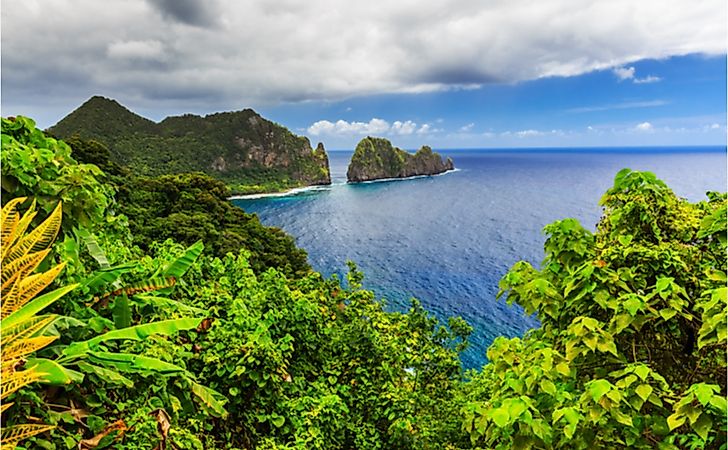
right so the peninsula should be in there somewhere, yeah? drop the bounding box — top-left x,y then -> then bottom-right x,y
346,136 -> 454,183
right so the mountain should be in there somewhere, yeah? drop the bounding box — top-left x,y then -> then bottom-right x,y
48,96 -> 331,194
346,136 -> 454,182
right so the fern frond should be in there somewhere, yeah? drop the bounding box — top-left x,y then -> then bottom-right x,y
1,424 -> 55,448
1,249 -> 50,290
2,335 -> 58,363
1,368 -> 44,400
2,199 -> 38,262
1,263 -> 66,319
4,201 -> 61,263
1,316 -> 56,348
0,197 -> 26,250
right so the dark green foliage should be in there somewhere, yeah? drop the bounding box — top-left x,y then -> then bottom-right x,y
463,169 -> 727,449
48,96 -> 331,195
115,172 -> 310,278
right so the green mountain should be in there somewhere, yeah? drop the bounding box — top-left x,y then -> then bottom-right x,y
347,136 -> 454,182
48,96 -> 331,194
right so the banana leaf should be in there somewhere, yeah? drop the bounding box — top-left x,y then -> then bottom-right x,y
61,318 -> 203,357
163,241 -> 204,278
75,228 -> 109,269
87,351 -> 188,376
27,358 -> 84,385
190,381 -> 228,418
77,361 -> 134,388
82,263 -> 137,293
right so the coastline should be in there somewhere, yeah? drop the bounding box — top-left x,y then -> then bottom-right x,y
229,168 -> 462,200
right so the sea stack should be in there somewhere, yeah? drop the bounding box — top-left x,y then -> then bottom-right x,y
346,136 -> 454,183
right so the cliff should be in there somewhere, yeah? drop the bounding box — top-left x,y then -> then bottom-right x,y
48,96 -> 331,194
346,137 -> 454,183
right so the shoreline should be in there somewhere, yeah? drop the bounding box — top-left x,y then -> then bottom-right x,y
230,168 -> 461,201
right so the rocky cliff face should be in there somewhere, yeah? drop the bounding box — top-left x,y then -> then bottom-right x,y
346,137 -> 454,183
49,96 -> 331,194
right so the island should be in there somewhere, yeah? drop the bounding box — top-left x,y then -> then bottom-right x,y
346,136 -> 454,182
48,96 -> 331,195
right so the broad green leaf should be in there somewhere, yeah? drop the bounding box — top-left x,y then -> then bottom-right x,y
112,294 -> 131,329
666,413 -> 686,431
540,380 -> 557,396
692,384 -> 717,406
27,358 -> 84,385
133,295 -> 207,315
588,379 -> 612,402
490,407 -> 510,427
163,241 -> 204,278
87,351 -> 187,375
77,362 -> 134,388
691,413 -> 712,441
659,308 -> 677,321
190,381 -> 228,418
75,228 -> 109,269
635,384 -> 653,402
62,318 -> 202,357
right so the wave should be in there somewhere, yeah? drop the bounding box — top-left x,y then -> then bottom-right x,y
353,168 -> 462,185
230,169 -> 461,200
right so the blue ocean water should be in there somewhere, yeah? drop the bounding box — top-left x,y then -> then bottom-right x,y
233,147 -> 727,368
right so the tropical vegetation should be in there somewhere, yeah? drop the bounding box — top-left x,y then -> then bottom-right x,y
1,115 -> 725,449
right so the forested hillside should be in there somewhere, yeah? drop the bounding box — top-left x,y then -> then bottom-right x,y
1,116 -> 725,449
48,97 -> 331,195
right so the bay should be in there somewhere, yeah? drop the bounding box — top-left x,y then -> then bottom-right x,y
233,147 -> 727,368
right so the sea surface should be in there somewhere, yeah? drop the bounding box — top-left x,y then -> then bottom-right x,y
233,147 -> 727,368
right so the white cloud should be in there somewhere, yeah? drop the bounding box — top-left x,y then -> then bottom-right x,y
1,0 -> 723,120
635,122 -> 654,131
613,66 -> 636,81
391,120 -> 418,135
633,75 -> 662,84
308,118 -> 390,136
567,100 -> 668,113
417,124 -> 432,134
613,66 -> 662,84
460,123 -> 475,132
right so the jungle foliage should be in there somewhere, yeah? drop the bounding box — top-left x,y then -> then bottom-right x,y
1,116 -> 725,450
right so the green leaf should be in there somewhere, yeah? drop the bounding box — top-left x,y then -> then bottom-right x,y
691,413 -> 712,441
87,351 -> 188,376
692,384 -> 717,406
75,228 -> 109,269
491,407 -> 510,427
659,308 -> 677,321
271,415 -> 285,428
62,318 -> 203,357
634,365 -> 650,381
27,358 -> 84,385
635,384 -> 653,402
3,284 -> 78,330
666,413 -> 686,431
190,381 -> 228,418
540,380 -> 557,396
133,295 -> 207,315
163,241 -> 204,278
112,294 -> 131,329
588,379 -> 612,401
77,362 -> 134,388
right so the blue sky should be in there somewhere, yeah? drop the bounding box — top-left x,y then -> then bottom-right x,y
259,54 -> 726,149
2,0 -> 726,149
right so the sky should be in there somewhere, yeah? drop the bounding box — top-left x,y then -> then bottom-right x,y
1,0 -> 726,149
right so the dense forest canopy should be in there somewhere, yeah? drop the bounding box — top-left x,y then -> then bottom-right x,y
1,116 -> 725,449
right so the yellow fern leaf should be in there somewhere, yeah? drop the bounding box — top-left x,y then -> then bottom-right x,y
2,199 -> 38,262
1,249 -> 50,290
4,201 -> 60,263
2,335 -> 57,363
1,368 -> 44,400
0,402 -> 13,414
1,263 -> 66,319
1,424 -> 55,448
1,316 -> 56,348
0,197 -> 26,251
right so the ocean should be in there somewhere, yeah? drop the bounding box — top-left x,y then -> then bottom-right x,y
232,147 -> 727,368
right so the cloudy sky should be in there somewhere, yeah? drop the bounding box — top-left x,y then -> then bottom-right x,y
2,0 -> 726,148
